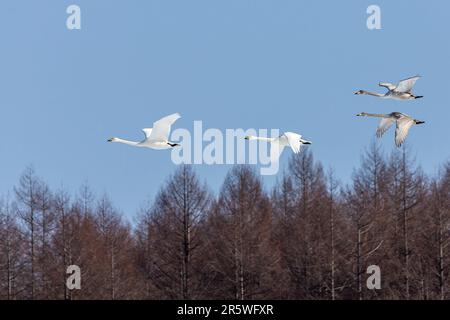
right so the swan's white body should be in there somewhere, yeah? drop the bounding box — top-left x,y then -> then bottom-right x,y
245,132 -> 312,162
357,112 -> 425,147
108,113 -> 181,150
355,76 -> 423,100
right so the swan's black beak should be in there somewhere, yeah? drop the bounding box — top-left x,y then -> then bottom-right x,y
415,96 -> 424,99
244,136 -> 250,140
107,138 -> 113,142
302,141 -> 312,145
415,121 -> 425,125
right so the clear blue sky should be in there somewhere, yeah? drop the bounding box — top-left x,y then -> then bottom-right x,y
1,0 -> 449,217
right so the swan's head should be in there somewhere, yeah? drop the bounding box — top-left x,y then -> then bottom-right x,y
354,90 -> 365,95
356,112 -> 368,117
245,135 -> 256,141
108,137 -> 118,142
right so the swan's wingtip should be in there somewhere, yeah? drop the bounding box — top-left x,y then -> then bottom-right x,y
168,142 -> 181,147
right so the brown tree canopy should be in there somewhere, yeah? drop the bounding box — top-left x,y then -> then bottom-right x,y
0,151 -> 449,300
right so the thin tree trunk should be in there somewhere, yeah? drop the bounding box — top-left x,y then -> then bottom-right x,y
357,228 -> 362,300
328,173 -> 336,301
234,207 -> 245,300
182,209 -> 190,299
6,232 -> 12,300
182,174 -> 190,300
402,149 -> 410,300
330,199 -> 335,301
111,245 -> 116,300
31,208 -> 35,300
438,208 -> 445,300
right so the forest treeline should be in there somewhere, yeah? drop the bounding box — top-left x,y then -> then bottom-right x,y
0,143 -> 449,300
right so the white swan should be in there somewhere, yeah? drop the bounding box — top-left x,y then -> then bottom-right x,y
357,112 -> 425,147
355,76 -> 423,100
108,113 -> 181,149
245,132 -> 312,162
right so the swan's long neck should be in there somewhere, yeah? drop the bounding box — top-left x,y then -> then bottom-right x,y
111,138 -> 140,146
361,113 -> 389,118
250,136 -> 276,142
361,90 -> 385,97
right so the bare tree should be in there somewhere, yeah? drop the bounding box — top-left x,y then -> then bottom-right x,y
134,204 -> 158,299
94,195 -> 134,299
345,143 -> 386,300
2,152 -> 450,301
327,169 -> 339,300
0,197 -> 25,299
14,166 -> 41,299
421,163 -> 450,300
386,146 -> 427,299
36,181 -> 54,298
52,189 -> 72,299
204,166 -> 278,300
136,165 -> 211,299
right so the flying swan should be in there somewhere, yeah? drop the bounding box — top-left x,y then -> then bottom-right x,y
245,132 -> 312,162
356,112 -> 425,147
108,113 -> 181,149
354,76 -> 423,100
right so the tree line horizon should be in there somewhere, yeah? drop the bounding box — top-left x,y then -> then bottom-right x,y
0,143 -> 449,300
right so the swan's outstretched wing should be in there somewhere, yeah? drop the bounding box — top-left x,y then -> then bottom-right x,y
284,132 -> 302,154
270,141 -> 286,163
142,128 -> 153,139
148,113 -> 181,141
395,76 -> 420,93
379,82 -> 396,91
376,117 -> 395,138
395,117 -> 415,147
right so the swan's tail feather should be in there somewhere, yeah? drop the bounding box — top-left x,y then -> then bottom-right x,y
300,139 -> 312,145
167,143 -> 181,147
